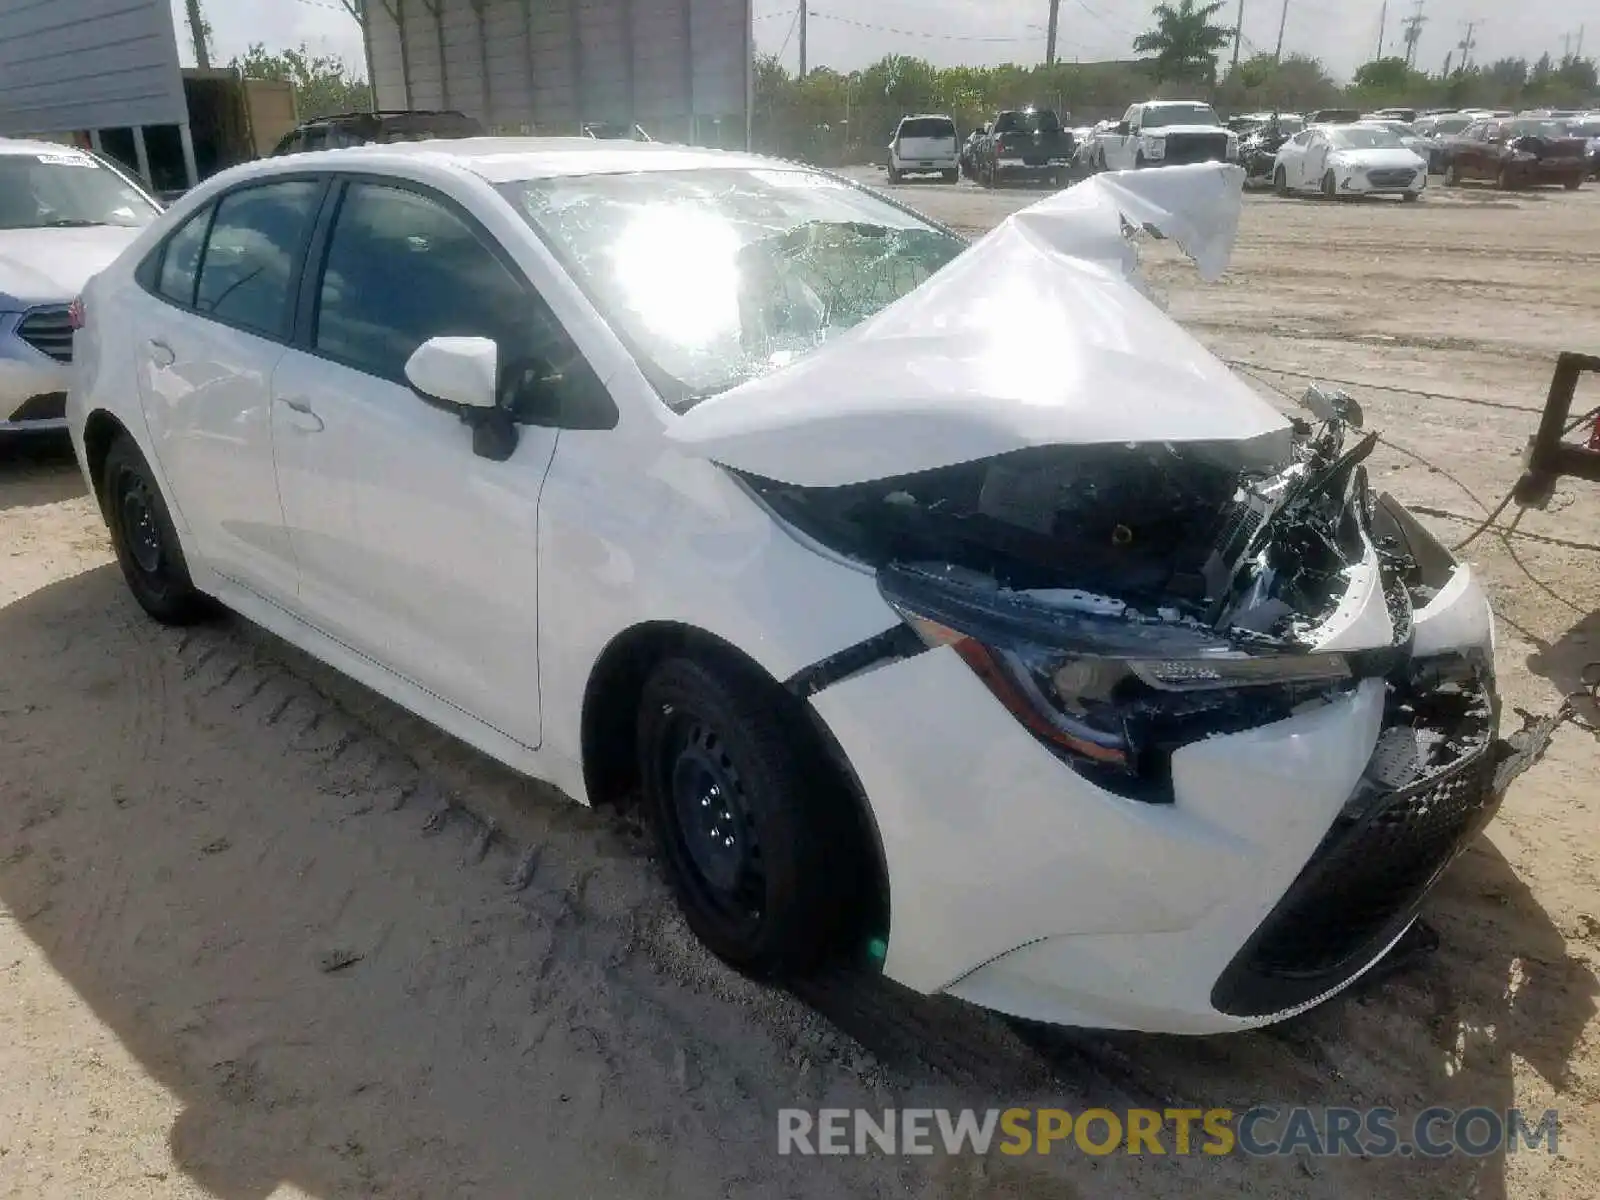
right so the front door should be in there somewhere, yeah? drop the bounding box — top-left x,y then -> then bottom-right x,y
270,178 -> 580,748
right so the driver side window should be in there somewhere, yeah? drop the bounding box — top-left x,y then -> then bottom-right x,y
312,180 -> 587,402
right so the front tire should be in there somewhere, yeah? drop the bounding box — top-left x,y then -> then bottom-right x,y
1497,164 -> 1516,190
101,433 -> 210,625
1443,159 -> 1461,187
1321,169 -> 1338,199
1273,165 -> 1289,197
886,162 -> 901,184
942,168 -> 958,183
638,655 -> 859,976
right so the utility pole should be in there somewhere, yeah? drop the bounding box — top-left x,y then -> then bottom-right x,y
1562,32 -> 1572,60
1402,0 -> 1426,68
1377,0 -> 1387,59
184,0 -> 210,69
1232,0 -> 1246,70
797,1 -> 806,78
1047,0 -> 1061,66
1578,25 -> 1585,57
1458,19 -> 1477,72
1274,0 -> 1289,61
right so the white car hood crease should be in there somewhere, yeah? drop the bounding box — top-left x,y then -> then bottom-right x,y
668,163 -> 1289,488
0,225 -> 144,308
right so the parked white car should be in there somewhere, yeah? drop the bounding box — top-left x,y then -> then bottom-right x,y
69,144 -> 1501,1034
887,113 -> 959,182
1272,125 -> 1428,200
1093,100 -> 1238,171
0,139 -> 160,435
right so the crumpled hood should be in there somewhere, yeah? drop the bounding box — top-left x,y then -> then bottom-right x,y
0,225 -> 142,309
668,163 -> 1289,488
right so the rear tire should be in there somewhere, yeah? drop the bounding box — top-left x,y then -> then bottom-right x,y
1321,169 -> 1338,199
637,655 -> 861,976
1443,159 -> 1461,187
942,169 -> 958,183
1564,175 -> 1582,191
1497,164 -> 1516,191
1402,190 -> 1420,202
886,162 -> 901,184
100,433 -> 210,625
1273,165 -> 1289,197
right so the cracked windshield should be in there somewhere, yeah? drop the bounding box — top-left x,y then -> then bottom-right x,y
499,168 -> 965,407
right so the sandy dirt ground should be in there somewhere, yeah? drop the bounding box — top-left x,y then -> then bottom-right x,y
2,173 -> 1598,1200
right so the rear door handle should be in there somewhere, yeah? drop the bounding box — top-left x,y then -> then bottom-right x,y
275,394 -> 324,433
148,339 -> 175,367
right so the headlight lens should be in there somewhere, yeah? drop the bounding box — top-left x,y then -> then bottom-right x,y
885,572 -> 1355,802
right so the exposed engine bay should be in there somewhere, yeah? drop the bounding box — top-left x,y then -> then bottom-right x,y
744,385 -> 1404,651
745,386 -> 1489,803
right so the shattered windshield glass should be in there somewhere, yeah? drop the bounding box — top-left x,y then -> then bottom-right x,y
497,168 -> 966,408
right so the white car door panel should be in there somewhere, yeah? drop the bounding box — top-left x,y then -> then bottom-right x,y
272,350 -> 556,747
270,177 -> 589,748
133,179 -> 324,603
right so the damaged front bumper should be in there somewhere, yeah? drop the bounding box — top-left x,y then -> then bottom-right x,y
805,518 -> 1500,1032
769,417 -> 1505,1031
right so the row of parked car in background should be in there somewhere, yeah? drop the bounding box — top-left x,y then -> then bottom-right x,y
898,101 -> 1600,197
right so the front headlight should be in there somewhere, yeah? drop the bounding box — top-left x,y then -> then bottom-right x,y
882,567 -> 1354,802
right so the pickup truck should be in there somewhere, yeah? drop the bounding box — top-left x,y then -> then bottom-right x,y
972,106 -> 1075,187
1091,100 -> 1238,171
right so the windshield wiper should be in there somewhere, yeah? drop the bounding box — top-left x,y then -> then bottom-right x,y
41,218 -> 110,228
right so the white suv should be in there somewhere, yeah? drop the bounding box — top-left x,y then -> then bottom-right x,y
68,145 -> 1502,1034
0,139 -> 160,436
887,114 -> 959,182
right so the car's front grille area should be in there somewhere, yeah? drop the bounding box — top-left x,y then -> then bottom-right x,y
17,305 -> 73,364
6,391 -> 67,423
1211,665 -> 1499,1018
1164,133 -> 1230,165
1367,168 -> 1418,188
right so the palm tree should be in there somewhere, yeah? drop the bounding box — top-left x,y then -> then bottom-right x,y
1133,0 -> 1234,86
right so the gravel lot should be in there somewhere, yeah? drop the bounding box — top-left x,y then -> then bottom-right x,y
3,173 -> 1598,1200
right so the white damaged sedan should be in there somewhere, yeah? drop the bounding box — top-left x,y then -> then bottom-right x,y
1273,124 -> 1429,200
70,143 -> 1500,1033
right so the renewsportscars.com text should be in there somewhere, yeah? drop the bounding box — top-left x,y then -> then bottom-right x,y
777,1107 -> 1560,1158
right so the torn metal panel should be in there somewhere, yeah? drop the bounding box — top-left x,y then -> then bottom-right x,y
668,164 -> 1289,488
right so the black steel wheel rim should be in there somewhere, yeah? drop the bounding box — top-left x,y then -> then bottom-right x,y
119,471 -> 162,575
659,710 -> 765,926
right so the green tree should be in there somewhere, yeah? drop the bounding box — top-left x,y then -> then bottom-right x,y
229,43 -> 371,121
1132,0 -> 1233,86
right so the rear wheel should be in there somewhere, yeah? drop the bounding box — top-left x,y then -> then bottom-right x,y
1497,164 -> 1516,190
1273,165 -> 1289,197
886,162 -> 901,184
101,433 -> 210,625
1564,174 -> 1582,191
1402,190 -> 1420,202
941,168 -> 958,183
1443,159 -> 1461,187
1321,169 -> 1338,199
638,655 -> 860,976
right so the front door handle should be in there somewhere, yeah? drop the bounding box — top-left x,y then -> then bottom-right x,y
148,338 -> 175,367
275,394 -> 324,433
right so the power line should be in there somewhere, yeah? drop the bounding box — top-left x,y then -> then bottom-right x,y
805,11 -> 1045,43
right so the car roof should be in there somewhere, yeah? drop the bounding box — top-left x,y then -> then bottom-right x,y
1141,99 -> 1211,107
899,113 -> 953,120
207,137 -> 792,186
0,136 -> 95,156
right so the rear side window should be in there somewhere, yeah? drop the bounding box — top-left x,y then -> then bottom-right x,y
156,204 -> 211,305
899,118 -> 955,140
313,180 -> 574,385
195,179 -> 321,338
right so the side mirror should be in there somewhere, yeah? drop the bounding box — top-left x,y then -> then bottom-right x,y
404,335 -> 519,462
1117,121 -> 1131,135
405,335 -> 498,410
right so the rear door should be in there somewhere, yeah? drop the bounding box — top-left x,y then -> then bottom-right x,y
1457,123 -> 1490,177
896,117 -> 956,165
131,177 -> 326,605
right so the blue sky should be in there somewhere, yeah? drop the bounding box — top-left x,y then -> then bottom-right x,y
180,0 -> 1591,85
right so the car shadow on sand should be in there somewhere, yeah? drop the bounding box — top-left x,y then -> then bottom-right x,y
0,565 -> 1593,1199
0,434 -> 81,513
